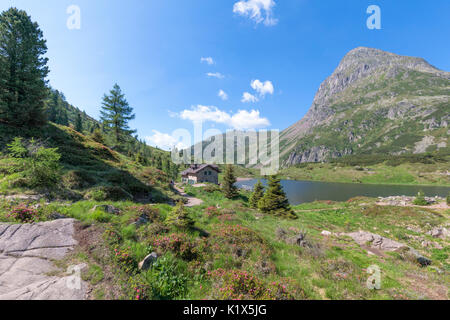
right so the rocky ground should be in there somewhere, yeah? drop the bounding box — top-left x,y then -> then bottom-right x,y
0,219 -> 87,300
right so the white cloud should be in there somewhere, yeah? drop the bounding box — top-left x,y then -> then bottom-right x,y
251,79 -> 274,96
175,105 -> 270,130
241,92 -> 259,103
145,130 -> 188,151
206,72 -> 225,79
218,89 -> 228,101
179,105 -> 230,124
230,110 -> 270,130
201,57 -> 214,65
233,0 -> 278,26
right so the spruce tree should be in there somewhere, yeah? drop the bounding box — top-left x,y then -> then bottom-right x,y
100,84 -> 136,144
222,164 -> 238,199
249,180 -> 265,208
74,112 -> 83,132
166,201 -> 193,229
258,175 -> 296,219
0,8 -> 49,126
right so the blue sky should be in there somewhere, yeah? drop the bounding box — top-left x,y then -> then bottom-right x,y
1,0 -> 449,150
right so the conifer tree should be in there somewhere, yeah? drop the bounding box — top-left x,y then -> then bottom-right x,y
249,180 -> 265,208
74,112 -> 83,132
222,164 -> 238,199
165,201 -> 193,229
100,84 -> 136,144
0,8 -> 49,126
258,175 -> 296,219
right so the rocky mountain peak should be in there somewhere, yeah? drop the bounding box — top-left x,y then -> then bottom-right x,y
280,47 -> 449,165
313,47 -> 442,107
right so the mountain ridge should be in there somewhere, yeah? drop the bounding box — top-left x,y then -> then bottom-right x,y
280,47 -> 449,165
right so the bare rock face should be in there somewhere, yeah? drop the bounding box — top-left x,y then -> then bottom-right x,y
0,219 -> 87,300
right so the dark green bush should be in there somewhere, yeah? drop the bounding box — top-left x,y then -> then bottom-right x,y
7,137 -> 62,188
413,191 -> 429,206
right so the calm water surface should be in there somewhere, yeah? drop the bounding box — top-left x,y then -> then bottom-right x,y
235,179 -> 450,205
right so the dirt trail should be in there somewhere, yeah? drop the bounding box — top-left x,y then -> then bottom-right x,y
173,185 -> 204,207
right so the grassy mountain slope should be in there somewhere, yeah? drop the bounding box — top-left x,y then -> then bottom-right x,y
281,47 -> 450,165
0,122 -> 177,202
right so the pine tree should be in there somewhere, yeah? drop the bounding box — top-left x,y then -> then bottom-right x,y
74,112 -> 83,132
258,175 -> 296,219
222,164 -> 238,199
0,8 -> 49,126
249,180 -> 265,208
100,84 -> 136,144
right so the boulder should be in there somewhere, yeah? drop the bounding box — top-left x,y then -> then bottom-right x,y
91,205 -> 121,215
132,214 -> 150,227
138,253 -> 158,271
427,227 -> 449,239
345,231 -> 405,251
345,231 -> 432,267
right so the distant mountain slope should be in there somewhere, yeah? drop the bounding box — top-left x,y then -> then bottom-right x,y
281,47 -> 450,165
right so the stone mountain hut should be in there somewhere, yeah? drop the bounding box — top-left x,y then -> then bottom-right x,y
181,164 -> 220,185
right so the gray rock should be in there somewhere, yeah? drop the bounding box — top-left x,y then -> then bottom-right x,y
138,253 -> 158,271
132,214 -> 151,227
427,227 -> 449,239
91,205 -> 121,215
346,231 -> 406,251
345,231 -> 432,267
408,248 -> 432,267
0,219 -> 87,300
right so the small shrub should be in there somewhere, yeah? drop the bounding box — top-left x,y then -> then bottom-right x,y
130,205 -> 160,222
112,246 -> 137,273
413,191 -> 429,206
446,193 -> 450,206
165,202 -> 193,229
150,233 -> 206,261
204,206 -> 220,218
209,269 -> 299,300
7,137 -> 62,188
7,205 -> 40,223
203,184 -> 221,193
127,274 -> 152,300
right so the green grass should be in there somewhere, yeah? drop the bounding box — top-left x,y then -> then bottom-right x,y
1,183 -> 448,300
278,161 -> 450,186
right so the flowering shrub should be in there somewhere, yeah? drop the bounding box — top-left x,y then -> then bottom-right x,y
218,214 -> 236,222
205,206 -> 219,218
211,225 -> 269,254
127,275 -> 152,300
150,233 -> 208,261
129,205 -> 160,221
209,269 -> 299,300
112,246 -> 137,273
7,205 -> 40,223
103,225 -> 122,245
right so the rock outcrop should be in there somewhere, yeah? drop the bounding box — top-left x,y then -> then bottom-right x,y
0,219 -> 87,300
